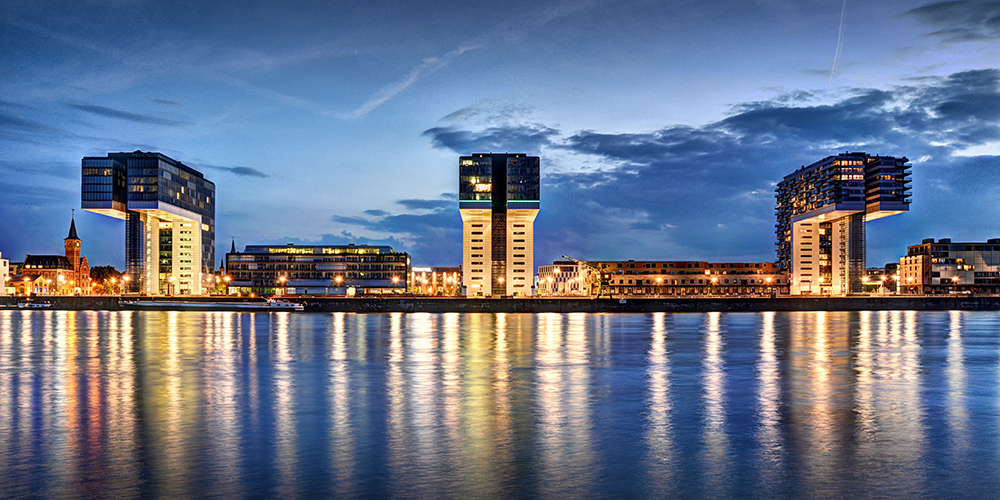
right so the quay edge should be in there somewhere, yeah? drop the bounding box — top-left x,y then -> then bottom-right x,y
3,295 -> 1000,313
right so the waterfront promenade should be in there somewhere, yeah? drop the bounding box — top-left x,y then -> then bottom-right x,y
3,295 -> 1000,313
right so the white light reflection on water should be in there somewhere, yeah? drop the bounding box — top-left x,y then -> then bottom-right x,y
537,312 -> 595,498
756,311 -> 783,494
947,311 -> 969,456
272,312 -> 296,498
645,312 -> 675,497
701,311 -> 729,497
329,312 -> 356,496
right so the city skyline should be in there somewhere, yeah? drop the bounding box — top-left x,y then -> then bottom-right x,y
2,0 -> 999,269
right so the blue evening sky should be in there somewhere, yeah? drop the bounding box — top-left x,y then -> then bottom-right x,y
2,0 -> 999,269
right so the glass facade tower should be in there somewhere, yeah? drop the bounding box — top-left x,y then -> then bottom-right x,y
459,153 -> 540,297
82,151 -> 215,295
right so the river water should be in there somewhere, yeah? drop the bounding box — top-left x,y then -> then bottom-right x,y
1,310 -> 999,499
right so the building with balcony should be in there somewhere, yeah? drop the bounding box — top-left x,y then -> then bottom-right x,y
594,260 -> 786,296
459,153 -> 539,297
225,243 -> 409,296
899,238 -> 1000,294
776,153 -> 910,295
539,260 -> 786,296
82,151 -> 215,295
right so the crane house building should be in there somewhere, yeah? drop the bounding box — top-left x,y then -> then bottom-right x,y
459,153 -> 540,297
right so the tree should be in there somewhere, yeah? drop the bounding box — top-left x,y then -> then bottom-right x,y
90,266 -> 122,295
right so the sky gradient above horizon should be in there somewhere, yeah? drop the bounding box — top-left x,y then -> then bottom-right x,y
3,0 -> 999,269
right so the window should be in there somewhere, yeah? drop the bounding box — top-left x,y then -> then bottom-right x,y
471,231 -> 483,235
513,247 -> 525,250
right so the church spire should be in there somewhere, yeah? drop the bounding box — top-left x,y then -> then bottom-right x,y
231,237 -> 236,253
66,209 -> 79,240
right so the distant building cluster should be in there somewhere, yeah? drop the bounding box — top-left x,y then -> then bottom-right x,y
11,146 -> 1000,299
899,238 -> 1000,294
4,215 -> 92,295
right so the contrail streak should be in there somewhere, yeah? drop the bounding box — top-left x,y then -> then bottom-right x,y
830,0 -> 848,85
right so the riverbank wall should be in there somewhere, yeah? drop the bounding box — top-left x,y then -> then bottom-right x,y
3,295 -> 1000,312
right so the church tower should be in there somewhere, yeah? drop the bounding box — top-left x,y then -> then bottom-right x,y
65,211 -> 81,273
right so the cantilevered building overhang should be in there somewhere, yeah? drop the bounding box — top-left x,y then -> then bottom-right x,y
83,151 -> 215,295
776,153 -> 910,295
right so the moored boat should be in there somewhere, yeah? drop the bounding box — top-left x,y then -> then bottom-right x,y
18,301 -> 52,309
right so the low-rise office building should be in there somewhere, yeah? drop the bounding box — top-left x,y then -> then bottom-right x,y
226,243 -> 409,296
537,262 -> 591,296
543,260 -> 787,296
410,266 -> 462,295
900,238 -> 1000,294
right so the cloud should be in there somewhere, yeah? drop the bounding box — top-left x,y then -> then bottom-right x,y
442,99 -> 535,124
905,0 -> 1000,41
280,231 -> 406,250
364,209 -> 390,217
423,124 -> 560,154
336,45 -> 479,119
200,164 -> 270,178
153,98 -> 183,106
67,103 -> 190,126
397,199 -> 453,211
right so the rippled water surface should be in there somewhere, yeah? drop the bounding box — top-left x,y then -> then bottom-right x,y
2,310 -> 1000,499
